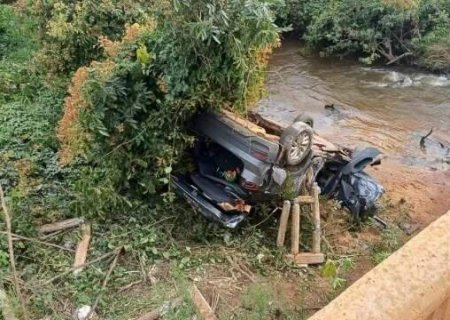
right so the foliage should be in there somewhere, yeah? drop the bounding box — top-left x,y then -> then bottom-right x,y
57,0 -> 280,219
322,257 -> 354,289
31,0 -> 158,73
286,0 -> 450,69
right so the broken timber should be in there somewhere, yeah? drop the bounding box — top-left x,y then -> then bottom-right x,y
277,183 -> 324,265
39,217 -> 85,234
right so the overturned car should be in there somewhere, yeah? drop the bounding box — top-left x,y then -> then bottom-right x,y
172,111 -> 383,227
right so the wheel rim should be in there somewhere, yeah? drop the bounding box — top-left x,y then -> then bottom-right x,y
289,132 -> 310,162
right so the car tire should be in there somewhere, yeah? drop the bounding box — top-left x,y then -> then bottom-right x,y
280,122 -> 313,166
293,112 -> 314,128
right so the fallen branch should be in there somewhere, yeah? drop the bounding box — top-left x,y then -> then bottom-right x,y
225,256 -> 256,283
0,231 -> 74,252
42,248 -> 120,286
420,128 -> 433,150
0,185 -> 29,320
39,217 -> 85,234
191,284 -> 217,320
386,52 -> 413,65
87,249 -> 121,319
137,298 -> 182,320
73,224 -> 91,275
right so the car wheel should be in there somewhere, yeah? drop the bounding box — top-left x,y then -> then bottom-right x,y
293,112 -> 314,128
280,122 -> 313,166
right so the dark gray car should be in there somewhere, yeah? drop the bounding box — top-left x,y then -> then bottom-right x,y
172,111 -> 315,227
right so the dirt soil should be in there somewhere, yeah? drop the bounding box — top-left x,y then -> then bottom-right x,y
368,159 -> 450,226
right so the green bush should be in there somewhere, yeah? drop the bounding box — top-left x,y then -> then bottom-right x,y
32,0 -> 156,73
286,0 -> 450,70
57,0 -> 281,218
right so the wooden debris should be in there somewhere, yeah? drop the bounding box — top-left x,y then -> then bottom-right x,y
226,256 -> 256,283
296,195 -> 314,204
87,250 -> 121,319
137,298 -> 182,320
191,284 -> 217,320
276,200 -> 291,247
312,183 -> 321,254
291,202 -> 300,255
286,253 -> 325,265
0,185 -> 29,320
39,217 -> 85,234
0,231 -> 74,252
74,224 -> 92,275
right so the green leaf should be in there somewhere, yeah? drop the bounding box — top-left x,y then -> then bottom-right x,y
322,259 -> 337,278
136,45 -> 150,65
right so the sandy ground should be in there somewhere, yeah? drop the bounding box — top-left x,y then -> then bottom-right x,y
368,160 -> 450,226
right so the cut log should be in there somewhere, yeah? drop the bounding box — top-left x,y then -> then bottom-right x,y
276,200 -> 291,247
74,224 -> 91,275
312,183 -> 321,254
39,217 -> 85,234
191,285 -> 217,320
291,202 -> 300,255
286,253 -> 325,265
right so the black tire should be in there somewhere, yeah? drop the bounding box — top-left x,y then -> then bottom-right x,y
280,122 -> 313,166
293,112 -> 314,128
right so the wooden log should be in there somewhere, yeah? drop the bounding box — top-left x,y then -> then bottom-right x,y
296,195 -> 314,204
286,253 -> 325,265
312,183 -> 321,254
291,202 -> 300,255
191,284 -> 217,320
39,217 -> 85,234
74,224 -> 91,275
276,200 -> 291,247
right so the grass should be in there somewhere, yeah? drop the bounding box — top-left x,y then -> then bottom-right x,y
0,3 -> 417,319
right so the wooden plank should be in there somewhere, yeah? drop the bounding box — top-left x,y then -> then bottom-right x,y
39,217 -> 85,233
286,253 -> 325,265
191,284 -> 217,320
296,195 -> 314,204
291,203 -> 300,255
312,183 -> 321,254
73,224 -> 91,275
277,201 -> 291,247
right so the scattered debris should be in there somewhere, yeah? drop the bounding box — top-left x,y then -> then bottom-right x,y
86,249 -> 121,319
191,284 -> 218,320
73,224 -> 92,275
39,217 -> 85,234
0,231 -> 74,252
225,256 -> 257,283
137,298 -> 182,320
43,248 -> 120,285
0,185 -> 29,320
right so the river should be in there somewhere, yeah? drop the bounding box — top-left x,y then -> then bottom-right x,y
257,41 -> 450,170
257,40 -> 450,225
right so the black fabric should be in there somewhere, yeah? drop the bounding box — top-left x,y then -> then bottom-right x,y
317,147 -> 384,223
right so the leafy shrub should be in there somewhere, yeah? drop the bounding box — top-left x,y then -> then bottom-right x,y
32,0 -> 157,73
286,0 -> 450,69
57,0 -> 280,218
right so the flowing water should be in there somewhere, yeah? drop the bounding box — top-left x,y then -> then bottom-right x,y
257,41 -> 450,170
